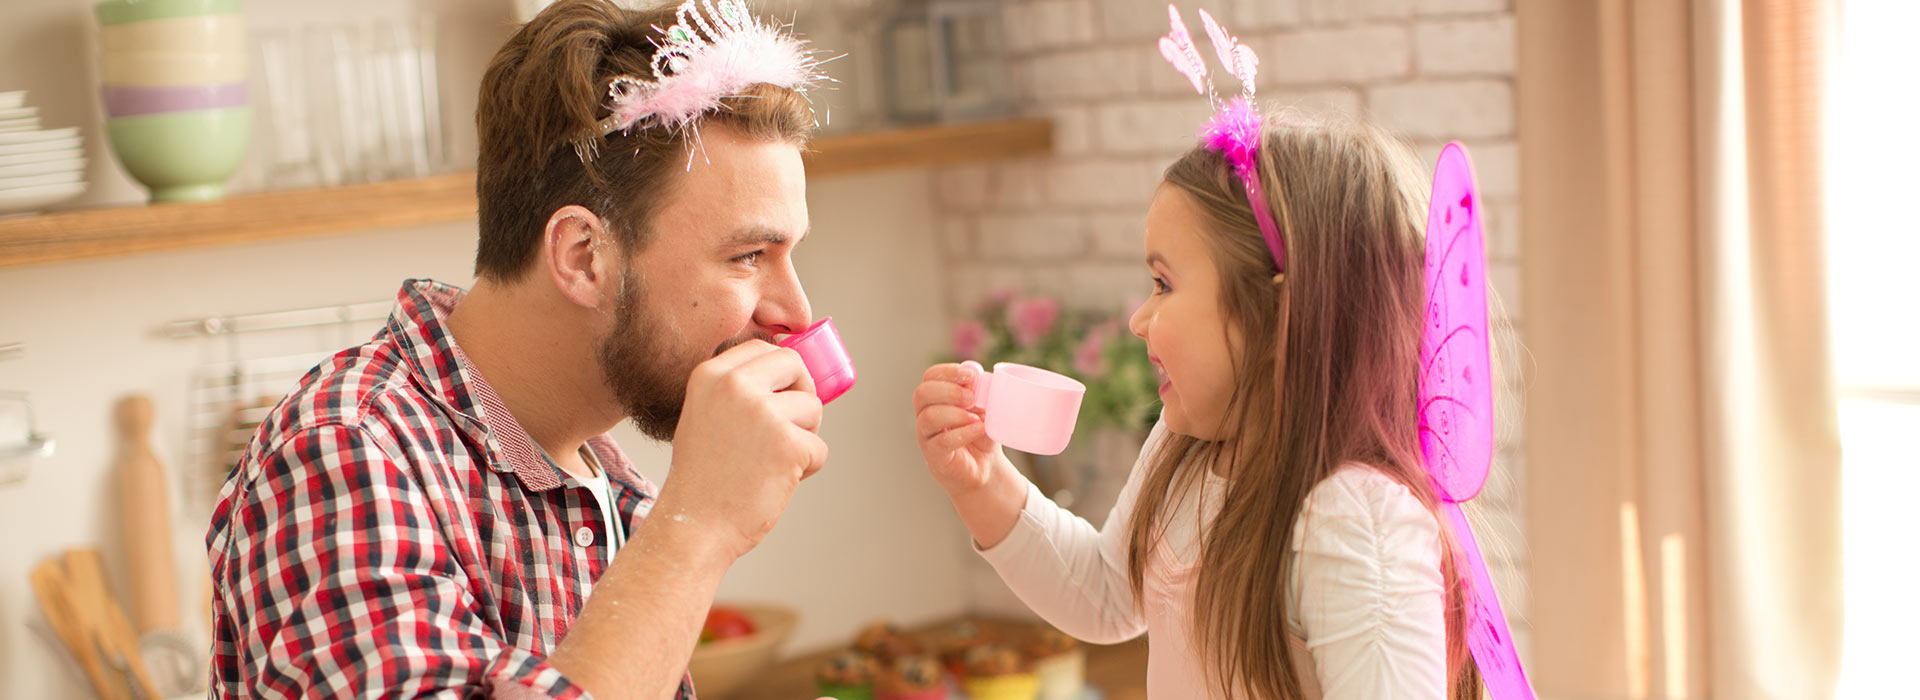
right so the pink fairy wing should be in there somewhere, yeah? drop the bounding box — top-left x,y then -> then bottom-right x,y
1159,4 -> 1208,95
1445,501 -> 1536,699
1420,142 -> 1494,503
1420,142 -> 1536,699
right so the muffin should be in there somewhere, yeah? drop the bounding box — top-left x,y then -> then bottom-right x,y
935,621 -> 990,679
960,643 -> 1039,700
816,649 -> 881,700
876,654 -> 948,700
854,620 -> 922,663
1023,627 -> 1087,700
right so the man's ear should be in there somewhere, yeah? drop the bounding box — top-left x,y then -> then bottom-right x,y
542,204 -> 617,309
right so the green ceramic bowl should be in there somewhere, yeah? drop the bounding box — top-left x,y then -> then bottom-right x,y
95,0 -> 242,28
105,106 -> 250,203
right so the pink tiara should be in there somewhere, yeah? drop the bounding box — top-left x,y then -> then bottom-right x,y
1158,4 -> 1284,273
572,0 -> 828,162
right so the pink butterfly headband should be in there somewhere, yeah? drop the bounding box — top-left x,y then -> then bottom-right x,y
572,0 -> 828,161
1159,4 -> 1285,273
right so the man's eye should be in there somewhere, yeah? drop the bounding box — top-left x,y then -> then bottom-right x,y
734,250 -> 764,266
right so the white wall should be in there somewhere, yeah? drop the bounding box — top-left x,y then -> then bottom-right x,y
0,1 -> 970,698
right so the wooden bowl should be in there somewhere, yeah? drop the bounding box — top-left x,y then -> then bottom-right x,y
688,602 -> 800,699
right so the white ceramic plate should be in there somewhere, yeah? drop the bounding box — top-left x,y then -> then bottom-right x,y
0,127 -> 80,145
0,117 -> 40,132
0,91 -> 23,110
0,146 -> 82,165
0,137 -> 82,156
0,180 -> 85,215
0,158 -> 83,178
0,106 -> 36,121
0,170 -> 83,190
0,148 -> 83,166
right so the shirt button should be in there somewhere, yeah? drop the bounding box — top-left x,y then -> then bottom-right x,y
574,527 -> 595,548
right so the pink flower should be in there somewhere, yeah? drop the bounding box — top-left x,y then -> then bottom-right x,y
951,319 -> 989,360
1074,322 -> 1118,378
975,286 -> 1020,314
1007,296 -> 1061,348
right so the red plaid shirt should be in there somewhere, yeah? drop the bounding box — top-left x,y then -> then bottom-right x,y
207,279 -> 696,699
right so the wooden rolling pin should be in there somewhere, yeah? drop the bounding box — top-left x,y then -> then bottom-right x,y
116,394 -> 180,635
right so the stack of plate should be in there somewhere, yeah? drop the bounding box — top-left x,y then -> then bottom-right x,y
0,90 -> 87,215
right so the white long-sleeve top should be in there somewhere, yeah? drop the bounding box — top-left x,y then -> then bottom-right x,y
975,421 -> 1448,699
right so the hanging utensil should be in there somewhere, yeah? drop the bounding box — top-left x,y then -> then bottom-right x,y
63,549 -> 163,700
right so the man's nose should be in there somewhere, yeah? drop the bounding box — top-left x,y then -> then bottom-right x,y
758,265 -> 812,336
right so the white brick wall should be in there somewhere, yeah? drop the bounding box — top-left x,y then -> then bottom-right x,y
1096,0 -> 1195,40
985,159 -> 1050,208
1043,159 -> 1164,207
1301,0 -> 1415,26
1093,100 -> 1220,154
1021,48 -> 1147,102
932,0 -> 1530,663
1040,105 -> 1098,154
1231,0 -> 1303,30
1003,0 -> 1095,52
1416,15 -> 1517,75
1254,25 -> 1413,85
1417,0 -> 1513,16
1372,79 -> 1516,138
975,212 -> 1089,260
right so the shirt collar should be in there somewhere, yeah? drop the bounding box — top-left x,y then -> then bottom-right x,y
387,279 -> 652,496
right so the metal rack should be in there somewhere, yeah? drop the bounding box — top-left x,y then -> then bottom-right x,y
165,300 -> 392,508
160,300 -> 392,339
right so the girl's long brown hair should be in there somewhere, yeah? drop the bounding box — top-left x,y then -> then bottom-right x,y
1125,118 -> 1484,699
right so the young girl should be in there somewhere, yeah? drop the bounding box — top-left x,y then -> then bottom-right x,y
910,117 -> 1483,700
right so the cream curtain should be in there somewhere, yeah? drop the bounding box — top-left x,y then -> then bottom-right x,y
1515,0 -> 1841,698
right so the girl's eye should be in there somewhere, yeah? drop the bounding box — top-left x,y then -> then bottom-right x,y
734,250 -> 765,266
1151,276 -> 1170,294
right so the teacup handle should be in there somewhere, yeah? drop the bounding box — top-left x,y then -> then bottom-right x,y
958,360 -> 991,410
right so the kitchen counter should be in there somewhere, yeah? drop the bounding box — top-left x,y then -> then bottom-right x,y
729,617 -> 1149,700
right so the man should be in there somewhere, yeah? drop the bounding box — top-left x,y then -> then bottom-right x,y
207,2 -> 829,698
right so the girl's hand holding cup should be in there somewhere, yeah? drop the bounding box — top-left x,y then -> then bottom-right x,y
912,362 -> 1001,495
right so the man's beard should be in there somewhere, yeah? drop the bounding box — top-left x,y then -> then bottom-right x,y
595,266 -> 773,441
597,266 -> 692,441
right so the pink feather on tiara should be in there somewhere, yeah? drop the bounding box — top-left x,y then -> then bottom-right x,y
577,0 -> 827,160
1203,97 -> 1263,179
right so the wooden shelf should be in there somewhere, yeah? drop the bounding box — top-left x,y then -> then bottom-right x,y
0,118 -> 1052,268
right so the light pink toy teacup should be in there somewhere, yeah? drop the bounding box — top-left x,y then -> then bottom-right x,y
959,360 -> 1086,455
779,317 -> 856,404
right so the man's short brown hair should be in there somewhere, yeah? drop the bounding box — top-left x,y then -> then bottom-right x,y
473,0 -> 817,281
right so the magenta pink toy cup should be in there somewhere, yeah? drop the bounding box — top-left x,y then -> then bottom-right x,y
779,317 -> 856,404
958,360 -> 1085,455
